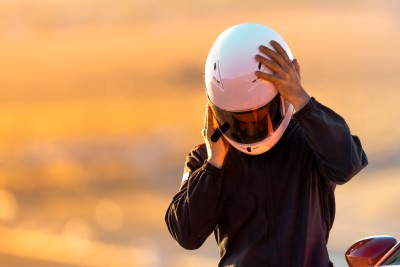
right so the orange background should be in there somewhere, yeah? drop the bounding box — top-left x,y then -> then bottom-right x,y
0,0 -> 399,266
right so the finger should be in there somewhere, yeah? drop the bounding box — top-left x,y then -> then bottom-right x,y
259,45 -> 286,68
292,58 -> 301,79
255,71 -> 279,83
203,104 -> 213,138
270,40 -> 292,64
203,104 -> 208,133
206,105 -> 214,136
255,54 -> 281,73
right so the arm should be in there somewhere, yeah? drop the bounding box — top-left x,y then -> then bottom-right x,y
293,98 -> 368,184
165,105 -> 228,249
165,145 -> 224,250
255,40 -> 367,184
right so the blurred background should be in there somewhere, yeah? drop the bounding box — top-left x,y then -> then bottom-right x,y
0,0 -> 399,266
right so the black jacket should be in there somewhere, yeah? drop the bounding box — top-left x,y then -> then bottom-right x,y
165,98 -> 368,267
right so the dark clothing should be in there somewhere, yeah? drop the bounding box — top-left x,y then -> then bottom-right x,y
165,98 -> 368,267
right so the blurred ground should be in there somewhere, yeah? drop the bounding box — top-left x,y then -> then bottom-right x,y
0,0 -> 399,266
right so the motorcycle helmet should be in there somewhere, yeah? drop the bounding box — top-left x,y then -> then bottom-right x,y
205,23 -> 294,155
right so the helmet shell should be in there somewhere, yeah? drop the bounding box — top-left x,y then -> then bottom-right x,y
205,23 -> 293,112
205,23 -> 294,155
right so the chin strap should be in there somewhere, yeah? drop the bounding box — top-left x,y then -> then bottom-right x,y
210,122 -> 230,142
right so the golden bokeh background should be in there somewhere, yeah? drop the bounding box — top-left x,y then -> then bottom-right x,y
0,0 -> 399,266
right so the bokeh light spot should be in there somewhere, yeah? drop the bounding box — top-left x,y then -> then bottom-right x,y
94,199 -> 124,231
131,238 -> 161,267
0,189 -> 18,222
62,218 -> 92,251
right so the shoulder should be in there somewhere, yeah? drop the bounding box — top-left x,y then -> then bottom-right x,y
282,119 -> 304,142
274,119 -> 310,155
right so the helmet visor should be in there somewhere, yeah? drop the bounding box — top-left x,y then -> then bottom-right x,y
210,94 -> 288,144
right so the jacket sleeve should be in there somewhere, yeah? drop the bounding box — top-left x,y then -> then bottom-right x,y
293,97 -> 368,185
165,144 -> 224,250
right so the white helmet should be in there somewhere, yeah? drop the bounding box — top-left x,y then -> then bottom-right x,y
205,23 -> 294,155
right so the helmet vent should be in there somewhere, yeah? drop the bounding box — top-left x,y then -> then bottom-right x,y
213,62 -> 221,83
213,76 -> 221,83
251,62 -> 262,83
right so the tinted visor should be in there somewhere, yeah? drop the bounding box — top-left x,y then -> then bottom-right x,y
210,94 -> 288,144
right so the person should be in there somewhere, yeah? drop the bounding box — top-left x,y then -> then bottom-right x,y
165,23 -> 368,267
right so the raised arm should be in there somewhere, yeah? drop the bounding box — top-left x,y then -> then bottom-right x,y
165,106 -> 228,249
293,98 -> 368,184
165,145 -> 224,249
256,40 -> 367,184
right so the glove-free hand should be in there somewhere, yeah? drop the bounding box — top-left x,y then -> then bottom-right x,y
255,40 -> 310,111
202,105 -> 229,168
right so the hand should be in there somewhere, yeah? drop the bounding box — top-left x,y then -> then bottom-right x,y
255,40 -> 310,111
202,105 -> 229,168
